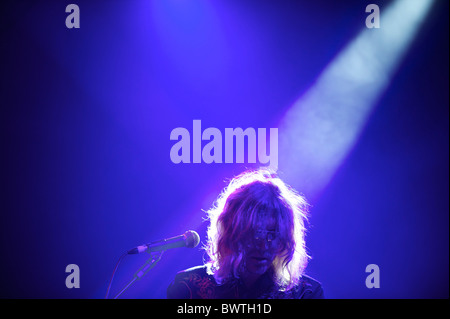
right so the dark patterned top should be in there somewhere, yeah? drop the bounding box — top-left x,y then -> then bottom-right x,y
167,265 -> 324,299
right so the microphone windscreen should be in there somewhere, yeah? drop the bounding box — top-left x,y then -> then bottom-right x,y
184,230 -> 200,248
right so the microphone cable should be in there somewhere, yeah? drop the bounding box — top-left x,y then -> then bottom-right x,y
104,251 -> 128,299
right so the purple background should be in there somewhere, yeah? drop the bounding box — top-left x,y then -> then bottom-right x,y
1,0 -> 448,298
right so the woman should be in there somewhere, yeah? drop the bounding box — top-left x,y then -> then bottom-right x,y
167,169 -> 324,299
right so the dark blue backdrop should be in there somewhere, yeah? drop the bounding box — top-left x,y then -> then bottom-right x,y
1,0 -> 448,298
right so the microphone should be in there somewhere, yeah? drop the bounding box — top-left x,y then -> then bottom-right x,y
127,230 -> 200,254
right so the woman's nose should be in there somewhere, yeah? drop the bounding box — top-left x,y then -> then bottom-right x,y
255,238 -> 270,250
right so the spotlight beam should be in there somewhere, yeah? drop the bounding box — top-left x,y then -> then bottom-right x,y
278,0 -> 434,197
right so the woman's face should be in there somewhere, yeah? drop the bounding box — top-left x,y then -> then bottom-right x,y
241,214 -> 281,277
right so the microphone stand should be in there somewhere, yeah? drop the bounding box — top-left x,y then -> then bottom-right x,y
113,250 -> 165,299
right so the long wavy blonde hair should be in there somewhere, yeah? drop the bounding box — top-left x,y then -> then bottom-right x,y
204,168 -> 310,291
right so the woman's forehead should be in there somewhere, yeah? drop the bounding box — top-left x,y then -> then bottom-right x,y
253,210 -> 278,229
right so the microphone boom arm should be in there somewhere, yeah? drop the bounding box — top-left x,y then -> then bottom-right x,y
105,230 -> 199,299
113,250 -> 165,299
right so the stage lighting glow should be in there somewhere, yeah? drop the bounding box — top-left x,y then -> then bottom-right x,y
278,0 -> 434,197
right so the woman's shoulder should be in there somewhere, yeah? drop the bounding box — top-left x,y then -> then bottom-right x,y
167,265 -> 217,299
295,274 -> 324,299
176,265 -> 209,276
